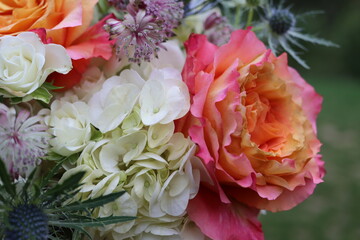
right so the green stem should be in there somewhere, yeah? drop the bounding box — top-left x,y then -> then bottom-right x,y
234,5 -> 242,28
246,8 -> 254,27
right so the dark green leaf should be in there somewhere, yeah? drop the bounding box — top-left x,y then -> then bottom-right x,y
0,158 -> 16,197
9,97 -> 23,104
49,215 -> 136,228
21,167 -> 37,200
51,191 -> 125,213
40,156 -> 68,189
42,171 -> 85,200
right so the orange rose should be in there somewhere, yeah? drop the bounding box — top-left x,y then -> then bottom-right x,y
176,29 -> 325,240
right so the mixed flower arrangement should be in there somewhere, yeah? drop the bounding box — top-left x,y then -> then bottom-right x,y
0,0 -> 336,239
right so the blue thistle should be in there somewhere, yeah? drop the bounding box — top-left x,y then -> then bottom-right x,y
254,2 -> 339,68
4,204 -> 48,240
269,9 -> 295,35
0,157 -> 135,239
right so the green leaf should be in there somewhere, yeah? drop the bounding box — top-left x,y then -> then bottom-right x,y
49,215 -> 136,228
0,158 -> 16,197
9,97 -> 23,104
68,153 -> 81,165
21,167 -> 37,200
50,191 -> 125,213
40,156 -> 69,189
42,82 -> 64,91
42,151 -> 65,161
25,86 -> 53,104
90,124 -> 103,141
72,228 -> 90,240
42,171 -> 85,200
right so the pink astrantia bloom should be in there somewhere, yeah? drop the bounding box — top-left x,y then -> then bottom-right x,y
105,0 -> 184,63
0,104 -> 50,179
176,29 -> 325,239
105,10 -> 166,63
204,12 -> 234,46
144,0 -> 184,36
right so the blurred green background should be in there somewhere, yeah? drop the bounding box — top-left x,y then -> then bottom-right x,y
260,0 -> 360,239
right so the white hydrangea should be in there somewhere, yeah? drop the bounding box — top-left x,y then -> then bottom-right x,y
132,40 -> 185,79
45,99 -> 91,156
72,66 -> 107,103
57,61 -> 199,239
139,68 -> 190,126
88,69 -> 144,133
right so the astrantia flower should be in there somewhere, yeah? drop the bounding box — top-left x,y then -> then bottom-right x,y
204,12 -> 234,46
256,3 -> 338,68
105,11 -> 166,63
108,0 -> 130,11
144,0 -> 184,36
0,103 -> 50,179
105,0 -> 184,64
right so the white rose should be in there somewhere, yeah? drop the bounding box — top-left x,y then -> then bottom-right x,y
0,32 -> 72,97
46,99 -> 92,156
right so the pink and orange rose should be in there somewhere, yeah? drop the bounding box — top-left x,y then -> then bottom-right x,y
176,29 -> 325,239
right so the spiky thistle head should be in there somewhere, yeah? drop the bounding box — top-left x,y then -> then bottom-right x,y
268,8 -> 296,35
4,204 -> 48,240
0,156 -> 136,239
254,2 -> 339,68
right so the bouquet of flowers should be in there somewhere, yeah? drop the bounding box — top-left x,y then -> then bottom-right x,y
0,0 -> 336,239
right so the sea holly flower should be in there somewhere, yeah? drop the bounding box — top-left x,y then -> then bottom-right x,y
0,157 -> 135,239
255,3 -> 338,68
0,103 -> 50,179
4,204 -> 48,240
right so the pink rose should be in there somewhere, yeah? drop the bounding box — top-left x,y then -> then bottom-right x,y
176,29 -> 325,239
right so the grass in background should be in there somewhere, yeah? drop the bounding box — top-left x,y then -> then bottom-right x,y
260,76 -> 360,240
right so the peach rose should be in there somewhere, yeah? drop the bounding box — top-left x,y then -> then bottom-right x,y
176,29 -> 325,239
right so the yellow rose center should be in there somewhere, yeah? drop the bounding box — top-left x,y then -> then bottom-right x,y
241,62 -> 306,160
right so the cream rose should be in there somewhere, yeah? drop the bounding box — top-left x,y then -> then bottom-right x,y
0,32 -> 72,97
46,99 -> 92,156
